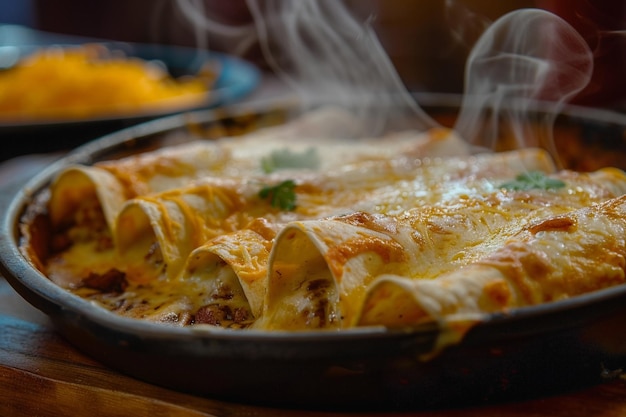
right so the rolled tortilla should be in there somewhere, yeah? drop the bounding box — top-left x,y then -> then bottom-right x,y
46,117 -> 470,238
258,168 -> 626,331
257,217 -> 413,330
358,194 -> 626,328
115,181 -> 249,282
48,165 -> 127,234
174,148 -> 560,326
48,140 -> 230,235
182,218 -> 279,318
95,140 -> 233,197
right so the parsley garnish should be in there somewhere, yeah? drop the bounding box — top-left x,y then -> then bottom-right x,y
259,180 -> 297,210
499,171 -> 566,191
261,147 -> 320,173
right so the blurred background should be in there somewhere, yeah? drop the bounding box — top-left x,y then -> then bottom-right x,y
0,0 -> 624,187
1,0 -> 623,109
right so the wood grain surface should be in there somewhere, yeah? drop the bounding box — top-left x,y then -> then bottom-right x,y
2,275 -> 626,417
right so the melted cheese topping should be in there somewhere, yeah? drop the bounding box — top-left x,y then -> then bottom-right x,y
30,113 -> 626,334
358,196 -> 626,328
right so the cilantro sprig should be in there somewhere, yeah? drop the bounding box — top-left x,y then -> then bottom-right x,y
259,180 -> 297,211
261,147 -> 320,173
499,171 -> 566,191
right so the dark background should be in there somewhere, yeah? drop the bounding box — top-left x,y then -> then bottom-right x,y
1,0 -> 625,109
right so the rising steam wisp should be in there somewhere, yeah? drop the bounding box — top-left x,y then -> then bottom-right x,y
454,8 -> 594,158
174,1 -> 595,155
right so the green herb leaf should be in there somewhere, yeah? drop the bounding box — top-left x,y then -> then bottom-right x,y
261,147 -> 320,173
499,171 -> 566,191
259,180 -> 297,211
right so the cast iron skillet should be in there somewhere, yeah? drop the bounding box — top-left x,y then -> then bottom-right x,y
1,96 -> 626,411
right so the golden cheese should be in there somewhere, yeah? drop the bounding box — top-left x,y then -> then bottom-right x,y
0,45 -> 212,121
28,108 -> 626,334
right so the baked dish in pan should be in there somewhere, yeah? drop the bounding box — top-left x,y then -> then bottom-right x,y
2,99 -> 626,410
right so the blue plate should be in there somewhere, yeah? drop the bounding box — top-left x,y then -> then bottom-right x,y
0,24 -> 261,159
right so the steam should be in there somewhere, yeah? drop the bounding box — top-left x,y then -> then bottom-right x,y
454,9 -> 594,155
173,1 -> 594,156
246,0 -> 438,135
444,0 -> 492,54
175,0 -> 438,136
174,0 -> 258,56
